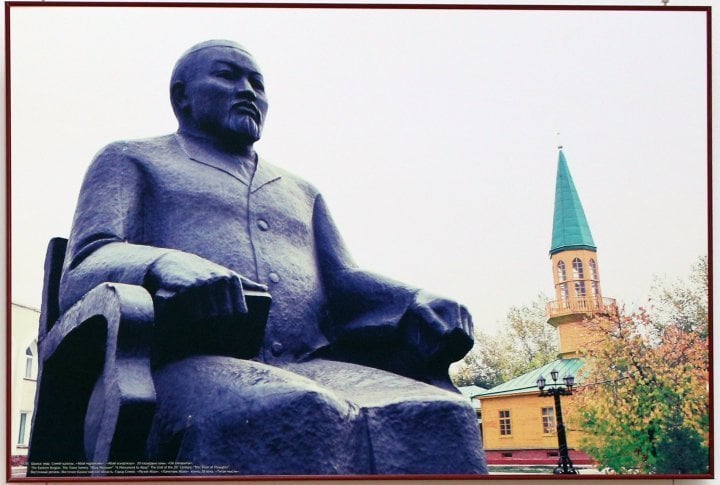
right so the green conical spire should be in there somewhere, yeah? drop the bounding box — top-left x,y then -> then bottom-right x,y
550,149 -> 596,255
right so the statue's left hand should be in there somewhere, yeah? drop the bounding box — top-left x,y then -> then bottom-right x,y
401,291 -> 474,368
144,251 -> 267,324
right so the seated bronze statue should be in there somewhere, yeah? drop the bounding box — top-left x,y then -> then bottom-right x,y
28,40 -> 487,476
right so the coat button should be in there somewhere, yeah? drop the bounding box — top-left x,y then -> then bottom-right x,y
271,341 -> 284,356
268,272 -> 280,283
257,219 -> 269,231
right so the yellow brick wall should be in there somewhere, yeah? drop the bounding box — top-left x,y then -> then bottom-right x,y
481,392 -> 585,450
556,320 -> 600,356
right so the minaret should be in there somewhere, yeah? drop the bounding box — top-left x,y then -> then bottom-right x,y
547,148 -> 615,358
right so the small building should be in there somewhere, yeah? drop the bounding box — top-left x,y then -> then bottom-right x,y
10,303 -> 40,466
478,358 -> 590,465
477,148 -> 615,466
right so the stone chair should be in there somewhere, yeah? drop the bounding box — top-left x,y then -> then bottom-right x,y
27,237 -> 270,475
27,237 -> 483,476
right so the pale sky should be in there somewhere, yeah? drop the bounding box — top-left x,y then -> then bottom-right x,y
8,2 -> 710,340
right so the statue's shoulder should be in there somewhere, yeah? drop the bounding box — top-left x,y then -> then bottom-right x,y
93,134 -> 179,162
257,156 -> 320,198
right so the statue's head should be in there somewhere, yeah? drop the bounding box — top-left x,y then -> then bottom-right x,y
170,40 -> 268,147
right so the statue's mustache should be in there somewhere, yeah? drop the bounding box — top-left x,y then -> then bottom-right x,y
231,101 -> 261,123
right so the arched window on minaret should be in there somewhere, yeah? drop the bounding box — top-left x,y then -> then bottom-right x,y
589,259 -> 600,308
574,280 -> 587,308
559,283 -> 569,308
591,281 -> 600,307
557,261 -> 567,281
572,258 -> 584,279
556,261 -> 570,307
572,258 -> 587,307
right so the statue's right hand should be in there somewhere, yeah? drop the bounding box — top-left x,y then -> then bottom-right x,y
143,251 -> 267,320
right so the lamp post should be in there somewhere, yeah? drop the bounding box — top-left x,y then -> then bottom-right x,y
537,369 -> 578,474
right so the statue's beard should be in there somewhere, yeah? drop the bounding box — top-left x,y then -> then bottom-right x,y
227,114 -> 262,143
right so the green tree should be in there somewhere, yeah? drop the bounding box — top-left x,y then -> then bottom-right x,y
575,304 -> 709,474
654,425 -> 709,474
452,294 -> 557,388
451,330 -> 513,388
503,295 -> 558,376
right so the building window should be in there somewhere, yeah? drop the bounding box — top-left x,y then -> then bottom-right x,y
557,261 -> 567,282
24,347 -> 33,379
542,407 -> 556,434
572,258 -> 584,279
499,410 -> 512,436
18,412 -> 28,445
589,259 -> 598,280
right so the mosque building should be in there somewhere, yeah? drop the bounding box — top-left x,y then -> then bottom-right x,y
477,148 -> 616,466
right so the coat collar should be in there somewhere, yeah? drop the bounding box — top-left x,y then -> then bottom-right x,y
174,132 -> 281,191
250,156 -> 283,193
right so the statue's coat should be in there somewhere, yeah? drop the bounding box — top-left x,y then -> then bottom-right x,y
55,131 -> 486,475
60,133 -> 418,364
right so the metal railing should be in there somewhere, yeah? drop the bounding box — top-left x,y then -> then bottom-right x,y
546,297 -> 617,318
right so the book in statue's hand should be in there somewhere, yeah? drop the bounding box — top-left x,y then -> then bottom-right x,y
152,287 -> 272,363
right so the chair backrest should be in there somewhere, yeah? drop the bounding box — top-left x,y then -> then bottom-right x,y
38,237 -> 68,342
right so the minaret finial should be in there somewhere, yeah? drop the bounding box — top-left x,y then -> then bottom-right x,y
556,131 -> 563,150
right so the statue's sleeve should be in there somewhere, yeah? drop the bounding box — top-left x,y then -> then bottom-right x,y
58,143 -> 176,313
312,193 -> 419,342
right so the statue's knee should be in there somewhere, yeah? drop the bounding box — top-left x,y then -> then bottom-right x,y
233,383 -> 354,430
148,357 -> 364,469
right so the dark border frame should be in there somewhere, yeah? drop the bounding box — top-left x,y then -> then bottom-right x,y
4,2 -> 713,482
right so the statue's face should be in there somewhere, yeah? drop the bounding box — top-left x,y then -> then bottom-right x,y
180,46 -> 268,144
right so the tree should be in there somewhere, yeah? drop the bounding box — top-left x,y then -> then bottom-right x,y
451,294 -> 557,389
451,330 -> 513,389
574,305 -> 709,474
503,295 -> 558,375
650,255 -> 708,338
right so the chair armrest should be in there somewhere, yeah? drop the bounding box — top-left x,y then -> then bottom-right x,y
30,283 -> 156,474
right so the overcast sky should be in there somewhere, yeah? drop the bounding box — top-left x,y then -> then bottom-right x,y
8,2 -> 710,339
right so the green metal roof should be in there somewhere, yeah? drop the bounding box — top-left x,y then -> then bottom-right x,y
550,150 -> 596,255
458,385 -> 485,411
458,385 -> 487,399
476,358 -> 585,399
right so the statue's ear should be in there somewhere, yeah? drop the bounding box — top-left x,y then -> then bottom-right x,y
171,81 -> 189,113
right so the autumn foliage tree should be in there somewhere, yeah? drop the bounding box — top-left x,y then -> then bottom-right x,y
574,259 -> 709,474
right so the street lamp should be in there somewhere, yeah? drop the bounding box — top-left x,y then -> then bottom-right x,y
537,369 -> 578,474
